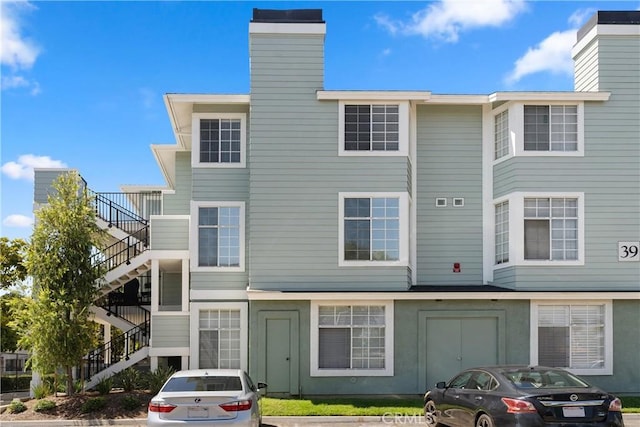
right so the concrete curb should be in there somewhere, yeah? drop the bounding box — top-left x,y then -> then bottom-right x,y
1,414 -> 639,426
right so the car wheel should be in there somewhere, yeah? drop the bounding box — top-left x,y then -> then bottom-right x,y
424,400 -> 441,427
476,413 -> 494,427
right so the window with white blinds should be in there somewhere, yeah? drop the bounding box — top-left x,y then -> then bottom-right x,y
537,304 -> 607,371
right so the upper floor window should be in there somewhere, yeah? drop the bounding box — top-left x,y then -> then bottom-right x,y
190,201 -> 245,271
192,113 -> 246,168
524,197 -> 578,261
524,105 -> 577,152
339,192 -> 409,266
494,110 -> 509,160
492,102 -> 583,161
495,201 -> 509,264
492,192 -> 583,268
338,102 -> 409,156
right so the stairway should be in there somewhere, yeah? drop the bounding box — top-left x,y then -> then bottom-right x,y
82,191 -> 159,388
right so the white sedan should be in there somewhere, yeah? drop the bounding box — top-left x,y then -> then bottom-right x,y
147,369 -> 267,427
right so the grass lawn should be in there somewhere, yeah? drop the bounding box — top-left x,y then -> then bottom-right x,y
261,396 -> 640,416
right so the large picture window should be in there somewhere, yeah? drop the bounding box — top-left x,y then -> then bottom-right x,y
339,193 -> 409,266
532,302 -> 612,375
524,198 -> 577,261
524,105 -> 578,152
311,301 -> 393,376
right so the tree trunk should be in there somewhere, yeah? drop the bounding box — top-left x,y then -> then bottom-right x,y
66,366 -> 74,395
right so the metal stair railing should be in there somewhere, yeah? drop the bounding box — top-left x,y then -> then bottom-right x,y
97,297 -> 151,329
91,227 -> 149,272
90,191 -> 154,244
85,319 -> 150,382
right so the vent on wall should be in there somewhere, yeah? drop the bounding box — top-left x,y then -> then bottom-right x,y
453,198 -> 465,207
435,198 -> 447,207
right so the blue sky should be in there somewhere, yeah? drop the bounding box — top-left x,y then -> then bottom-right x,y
1,0 -> 638,240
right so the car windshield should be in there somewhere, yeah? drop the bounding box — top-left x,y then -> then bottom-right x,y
162,376 -> 243,392
503,368 -> 590,389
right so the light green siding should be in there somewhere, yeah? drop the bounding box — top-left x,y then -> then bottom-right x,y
33,169 -> 77,204
574,38 -> 599,91
190,271 -> 248,291
493,33 -> 640,291
150,217 -> 189,250
163,152 -> 191,215
248,32 -> 410,291
151,315 -> 189,347
160,272 -> 182,308
416,105 -> 484,285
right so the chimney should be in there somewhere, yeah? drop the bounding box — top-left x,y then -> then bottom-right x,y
573,11 -> 640,92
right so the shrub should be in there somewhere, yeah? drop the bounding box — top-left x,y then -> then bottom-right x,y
74,379 -> 84,394
146,366 -> 174,395
114,367 -> 142,392
95,376 -> 113,395
121,395 -> 141,411
33,399 -> 56,412
32,382 -> 53,399
81,396 -> 106,413
7,400 -> 27,414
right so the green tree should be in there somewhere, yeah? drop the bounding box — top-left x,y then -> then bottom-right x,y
1,237 -> 28,290
1,291 -> 24,352
19,172 -> 107,395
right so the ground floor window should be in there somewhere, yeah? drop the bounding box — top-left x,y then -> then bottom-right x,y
190,302 -> 248,371
531,301 -> 612,375
311,301 -> 393,376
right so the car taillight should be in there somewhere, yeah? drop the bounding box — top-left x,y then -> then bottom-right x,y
501,397 -> 537,414
609,398 -> 622,412
148,401 -> 177,413
219,400 -> 252,412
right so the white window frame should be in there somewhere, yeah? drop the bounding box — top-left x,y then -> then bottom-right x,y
190,201 -> 245,272
492,102 -> 584,164
190,302 -> 248,372
192,113 -> 247,168
310,300 -> 394,377
530,300 -> 612,376
493,192 -> 584,268
338,101 -> 409,157
495,200 -> 509,265
338,192 -> 410,267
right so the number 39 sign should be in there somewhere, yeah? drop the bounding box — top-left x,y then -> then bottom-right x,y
618,241 -> 640,261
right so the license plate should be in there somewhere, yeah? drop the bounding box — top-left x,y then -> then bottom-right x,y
188,406 -> 208,418
563,406 -> 585,417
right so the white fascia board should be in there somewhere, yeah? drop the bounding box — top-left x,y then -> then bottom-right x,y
191,290 -> 248,301
165,94 -> 250,104
425,94 -> 490,104
246,290 -> 640,301
120,184 -> 169,193
317,91 -> 431,101
573,24 -> 640,58
249,22 -> 326,35
489,92 -> 610,102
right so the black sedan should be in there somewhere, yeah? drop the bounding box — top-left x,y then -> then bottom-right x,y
423,365 -> 624,427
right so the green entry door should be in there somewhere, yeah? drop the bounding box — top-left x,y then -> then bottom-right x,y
425,317 -> 498,389
262,311 -> 299,395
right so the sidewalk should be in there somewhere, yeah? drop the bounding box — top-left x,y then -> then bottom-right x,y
1,414 -> 639,427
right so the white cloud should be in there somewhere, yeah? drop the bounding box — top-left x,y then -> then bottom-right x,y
376,0 -> 527,42
0,1 -> 40,69
505,29 -> 576,84
2,154 -> 68,181
3,214 -> 34,228
1,74 -> 40,95
568,8 -> 596,28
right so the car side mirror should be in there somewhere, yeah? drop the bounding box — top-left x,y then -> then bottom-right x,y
436,381 -> 447,389
257,382 -> 268,390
